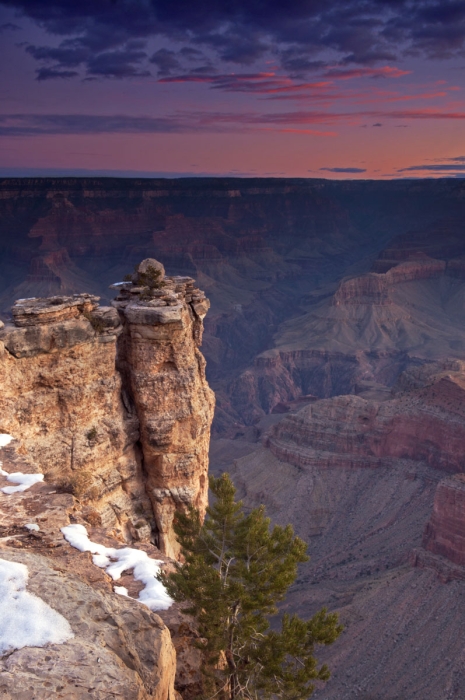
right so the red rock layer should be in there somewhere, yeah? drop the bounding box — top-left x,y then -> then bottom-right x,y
423,475 -> 465,567
266,364 -> 465,473
332,258 -> 446,306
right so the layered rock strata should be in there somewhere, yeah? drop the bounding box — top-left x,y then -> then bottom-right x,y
230,256 -> 465,422
113,263 -> 215,557
0,260 -> 214,557
0,293 -> 144,535
265,361 -> 465,473
422,475 -> 465,568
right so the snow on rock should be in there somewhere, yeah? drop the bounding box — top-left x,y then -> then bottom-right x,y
0,436 -> 44,495
0,468 -> 44,495
0,434 -> 13,448
0,558 -> 74,656
114,585 -> 129,597
61,524 -> 172,611
25,523 -> 40,532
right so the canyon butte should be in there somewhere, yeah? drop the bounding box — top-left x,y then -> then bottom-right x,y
2,177 -> 465,698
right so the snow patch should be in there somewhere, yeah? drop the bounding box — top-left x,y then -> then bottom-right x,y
0,468 -> 44,495
61,524 -> 172,611
25,523 -> 40,532
0,558 -> 74,656
114,586 -> 129,597
0,434 -> 13,448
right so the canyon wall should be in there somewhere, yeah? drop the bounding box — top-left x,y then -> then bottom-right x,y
230,255 -> 465,424
3,178 -> 465,437
0,259 -> 214,558
423,475 -> 465,568
225,359 -> 465,698
265,361 -> 465,473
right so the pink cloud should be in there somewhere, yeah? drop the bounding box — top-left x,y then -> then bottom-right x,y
324,66 -> 412,80
259,127 -> 338,136
159,72 -> 333,95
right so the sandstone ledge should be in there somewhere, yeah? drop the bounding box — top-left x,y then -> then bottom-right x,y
1,295 -> 122,358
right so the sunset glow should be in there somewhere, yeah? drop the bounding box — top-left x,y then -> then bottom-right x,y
1,0 -> 464,179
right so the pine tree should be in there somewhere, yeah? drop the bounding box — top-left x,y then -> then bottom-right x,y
159,473 -> 343,700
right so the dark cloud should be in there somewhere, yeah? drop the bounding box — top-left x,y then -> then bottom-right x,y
26,43 -> 89,68
149,48 -> 181,76
86,45 -> 150,78
0,113 -> 186,136
397,163 -> 465,171
2,106 -> 465,139
279,51 -> 328,77
0,21 -> 20,31
2,0 -> 465,81
319,166 -> 367,173
158,72 -> 333,95
36,67 -> 79,81
27,38 -> 150,79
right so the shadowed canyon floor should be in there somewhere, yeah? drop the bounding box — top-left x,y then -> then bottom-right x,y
210,361 -> 465,698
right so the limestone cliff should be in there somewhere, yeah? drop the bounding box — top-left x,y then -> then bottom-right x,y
0,259 -> 214,558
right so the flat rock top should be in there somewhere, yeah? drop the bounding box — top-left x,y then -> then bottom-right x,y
11,294 -> 100,327
13,293 -> 99,312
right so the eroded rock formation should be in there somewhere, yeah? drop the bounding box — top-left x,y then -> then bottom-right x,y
421,475 -> 465,571
113,262 -> 215,556
265,361 -> 465,473
0,438 -> 178,700
0,259 -> 214,558
230,254 -> 465,423
222,359 -> 465,698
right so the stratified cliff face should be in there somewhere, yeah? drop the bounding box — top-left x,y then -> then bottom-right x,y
224,360 -> 465,699
0,293 -> 146,534
0,259 -> 214,557
265,361 -> 465,473
113,264 -> 215,557
422,475 -> 465,568
230,255 -> 465,424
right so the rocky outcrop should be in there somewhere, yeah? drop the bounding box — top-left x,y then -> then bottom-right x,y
113,262 -> 215,557
0,260 -> 214,557
0,293 -> 146,535
332,257 -> 446,306
0,439 -> 177,700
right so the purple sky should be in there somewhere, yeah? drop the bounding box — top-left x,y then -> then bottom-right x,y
1,0 -> 465,179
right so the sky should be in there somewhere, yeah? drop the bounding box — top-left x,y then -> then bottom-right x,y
0,0 -> 465,179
